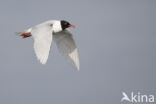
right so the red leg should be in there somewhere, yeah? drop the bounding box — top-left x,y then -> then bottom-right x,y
21,32 -> 32,38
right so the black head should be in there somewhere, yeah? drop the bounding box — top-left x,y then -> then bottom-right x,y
60,20 -> 75,30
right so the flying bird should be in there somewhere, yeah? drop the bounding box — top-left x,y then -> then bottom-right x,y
17,20 -> 80,70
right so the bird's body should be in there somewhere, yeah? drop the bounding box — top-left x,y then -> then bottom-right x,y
17,20 -> 80,70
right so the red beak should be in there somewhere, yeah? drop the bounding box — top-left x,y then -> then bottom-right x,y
69,25 -> 75,28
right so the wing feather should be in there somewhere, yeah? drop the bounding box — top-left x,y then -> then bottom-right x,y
31,25 -> 53,64
53,29 -> 80,70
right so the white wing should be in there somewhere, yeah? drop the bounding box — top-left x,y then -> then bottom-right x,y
31,24 -> 53,64
53,29 -> 80,70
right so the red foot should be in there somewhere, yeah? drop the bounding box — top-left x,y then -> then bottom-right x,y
21,32 -> 31,38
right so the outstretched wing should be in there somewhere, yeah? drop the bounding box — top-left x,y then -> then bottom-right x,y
31,25 -> 53,64
53,29 -> 80,70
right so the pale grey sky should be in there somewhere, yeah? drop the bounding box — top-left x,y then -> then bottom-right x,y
0,0 -> 155,104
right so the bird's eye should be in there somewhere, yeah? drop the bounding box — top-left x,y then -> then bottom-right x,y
64,22 -> 67,25
50,24 -> 53,27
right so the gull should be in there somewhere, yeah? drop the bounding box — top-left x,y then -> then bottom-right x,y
17,20 -> 80,70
